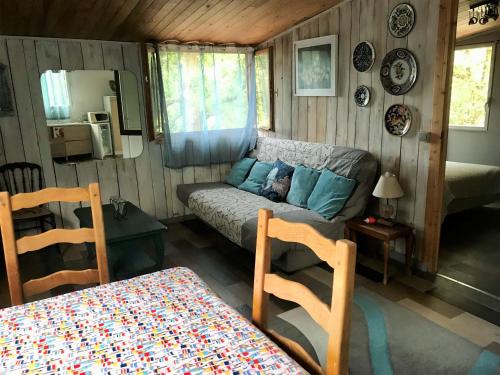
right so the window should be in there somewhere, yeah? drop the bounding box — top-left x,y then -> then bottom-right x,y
147,44 -> 257,168
449,44 -> 494,130
255,48 -> 274,131
40,70 -> 71,120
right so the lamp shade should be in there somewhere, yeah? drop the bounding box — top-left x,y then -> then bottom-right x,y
372,171 -> 404,199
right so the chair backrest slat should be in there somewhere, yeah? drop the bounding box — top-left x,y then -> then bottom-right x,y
23,269 -> 100,298
17,228 -> 95,254
252,209 -> 356,375
11,187 -> 90,210
0,183 -> 109,306
263,274 -> 331,331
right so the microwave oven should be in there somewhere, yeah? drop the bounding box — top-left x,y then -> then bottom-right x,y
87,111 -> 110,123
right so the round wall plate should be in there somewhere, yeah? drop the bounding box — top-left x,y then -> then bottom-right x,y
380,48 -> 418,95
354,85 -> 371,107
353,41 -> 375,72
388,3 -> 416,38
384,104 -> 412,136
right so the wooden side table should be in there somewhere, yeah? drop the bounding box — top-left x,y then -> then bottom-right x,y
345,218 -> 414,285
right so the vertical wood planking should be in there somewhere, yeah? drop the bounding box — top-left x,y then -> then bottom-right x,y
281,33 -> 292,140
297,24 -> 310,142
325,8 -> 339,145
315,13 -> 330,145
57,40 -> 84,228
306,18 -> 319,143
0,39 -> 25,163
81,41 -> 104,69
346,0 -> 360,148
354,0 -> 373,151
335,1 -> 352,146
273,37 -> 283,138
29,39 -> 63,226
291,28 -> 300,141
368,0 -> 388,161
122,43 -> 156,216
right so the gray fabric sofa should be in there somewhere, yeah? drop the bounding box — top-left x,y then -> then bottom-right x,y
177,137 -> 377,272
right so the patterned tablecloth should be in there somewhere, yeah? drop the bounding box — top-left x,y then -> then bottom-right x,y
0,267 -> 304,374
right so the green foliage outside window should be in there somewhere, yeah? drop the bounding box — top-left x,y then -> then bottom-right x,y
159,50 -> 248,134
449,46 -> 493,128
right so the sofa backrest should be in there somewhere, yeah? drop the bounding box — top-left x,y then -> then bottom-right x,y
249,137 -> 378,221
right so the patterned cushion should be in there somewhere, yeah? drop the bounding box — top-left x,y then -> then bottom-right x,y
260,159 -> 294,202
188,186 -> 303,245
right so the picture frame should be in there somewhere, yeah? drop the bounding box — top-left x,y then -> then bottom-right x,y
294,35 -> 338,96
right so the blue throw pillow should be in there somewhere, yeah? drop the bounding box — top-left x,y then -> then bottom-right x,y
260,159 -> 295,202
238,161 -> 274,194
225,158 -> 256,187
286,165 -> 321,208
307,169 -> 356,220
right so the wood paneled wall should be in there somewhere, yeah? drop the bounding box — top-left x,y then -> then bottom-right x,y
0,36 -> 229,228
260,0 -> 440,259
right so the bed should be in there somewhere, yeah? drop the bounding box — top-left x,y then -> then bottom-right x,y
0,267 -> 303,373
443,161 -> 500,217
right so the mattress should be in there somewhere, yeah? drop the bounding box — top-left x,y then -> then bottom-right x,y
443,161 -> 500,216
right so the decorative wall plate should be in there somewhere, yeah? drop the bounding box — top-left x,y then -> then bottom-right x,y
354,85 -> 370,107
384,104 -> 412,136
388,3 -> 416,38
380,48 -> 418,95
352,41 -> 375,72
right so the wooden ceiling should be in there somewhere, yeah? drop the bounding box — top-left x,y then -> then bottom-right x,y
0,0 -> 342,45
457,0 -> 500,40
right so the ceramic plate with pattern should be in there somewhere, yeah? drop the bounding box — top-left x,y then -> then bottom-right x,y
353,41 -> 375,72
388,3 -> 416,38
380,48 -> 418,95
384,104 -> 412,136
354,85 -> 370,107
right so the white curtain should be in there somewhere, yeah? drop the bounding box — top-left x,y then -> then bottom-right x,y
41,70 -> 71,120
152,44 -> 257,168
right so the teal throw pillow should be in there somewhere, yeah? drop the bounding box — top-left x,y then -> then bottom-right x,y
307,169 -> 356,220
286,165 -> 321,208
225,158 -> 256,187
238,161 -> 273,194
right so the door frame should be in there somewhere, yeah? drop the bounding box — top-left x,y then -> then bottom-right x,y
423,0 -> 459,273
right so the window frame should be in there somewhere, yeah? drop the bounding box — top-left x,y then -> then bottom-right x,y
255,47 -> 274,132
448,42 -> 495,132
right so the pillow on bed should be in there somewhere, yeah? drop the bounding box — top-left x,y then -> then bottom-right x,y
225,158 -> 256,187
260,159 -> 295,202
307,169 -> 356,220
238,161 -> 274,194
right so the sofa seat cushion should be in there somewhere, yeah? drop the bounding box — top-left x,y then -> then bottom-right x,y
183,183 -> 304,245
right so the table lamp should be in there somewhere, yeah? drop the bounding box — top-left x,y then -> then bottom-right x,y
372,171 -> 404,220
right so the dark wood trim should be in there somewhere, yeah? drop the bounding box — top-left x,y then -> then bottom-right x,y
423,0 -> 459,273
141,43 -> 156,142
255,47 -> 274,132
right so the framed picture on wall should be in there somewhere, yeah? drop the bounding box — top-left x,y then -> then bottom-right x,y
294,35 -> 338,96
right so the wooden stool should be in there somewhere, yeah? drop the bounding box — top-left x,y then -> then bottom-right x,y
345,218 -> 414,285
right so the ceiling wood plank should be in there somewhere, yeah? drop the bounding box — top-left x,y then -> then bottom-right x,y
0,0 -> 347,45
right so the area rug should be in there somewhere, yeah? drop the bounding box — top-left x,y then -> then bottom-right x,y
276,286 -> 500,374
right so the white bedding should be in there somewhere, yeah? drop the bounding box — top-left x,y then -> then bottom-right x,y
443,161 -> 500,216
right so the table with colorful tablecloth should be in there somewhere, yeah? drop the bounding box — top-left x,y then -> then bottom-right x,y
0,267 -> 304,373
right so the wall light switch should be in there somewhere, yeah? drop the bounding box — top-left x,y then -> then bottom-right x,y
418,132 -> 432,143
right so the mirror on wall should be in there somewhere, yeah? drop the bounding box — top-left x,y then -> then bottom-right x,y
40,69 -> 143,164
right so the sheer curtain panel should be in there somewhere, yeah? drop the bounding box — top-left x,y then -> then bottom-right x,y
152,44 -> 257,169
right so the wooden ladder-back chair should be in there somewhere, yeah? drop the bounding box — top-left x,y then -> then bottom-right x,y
252,209 -> 356,375
0,183 -> 109,306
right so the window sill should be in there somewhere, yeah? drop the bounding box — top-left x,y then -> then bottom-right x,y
449,125 -> 487,132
